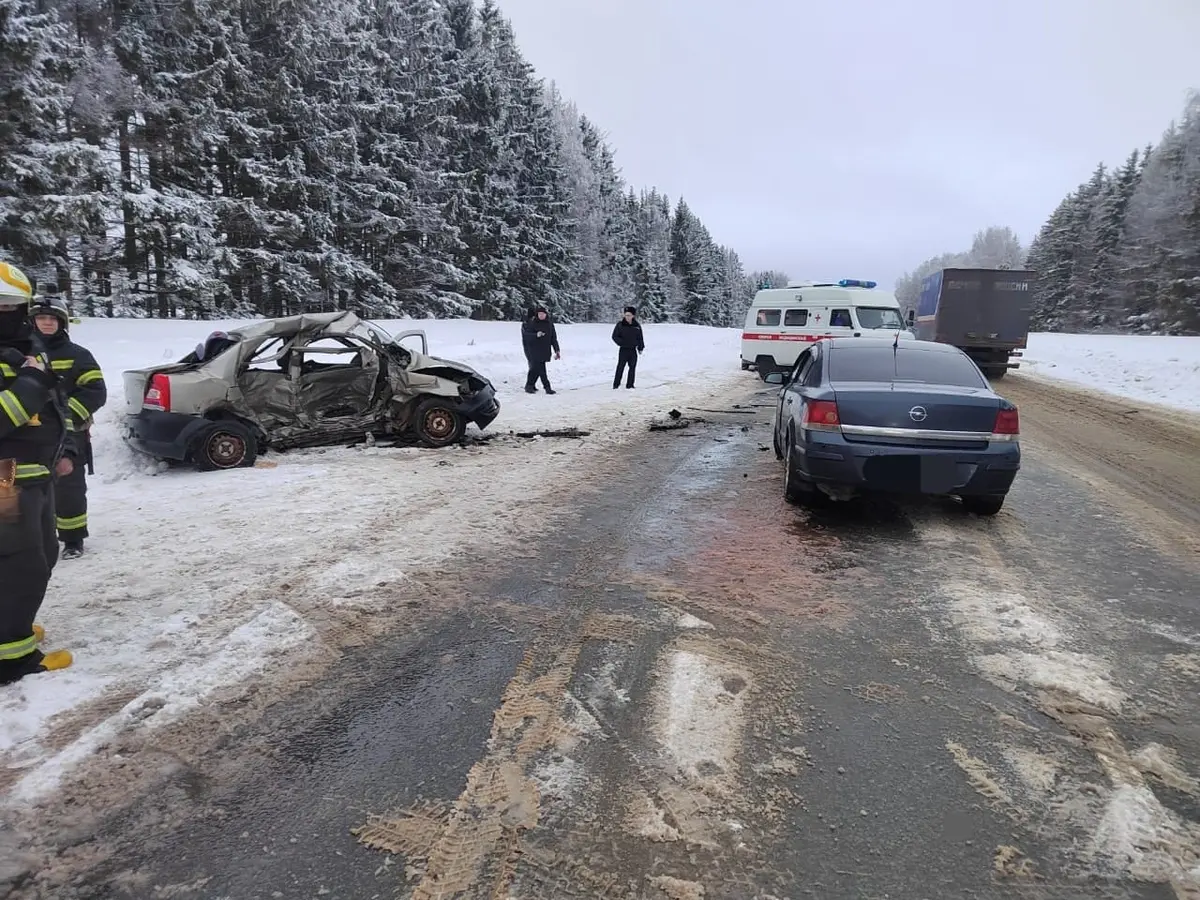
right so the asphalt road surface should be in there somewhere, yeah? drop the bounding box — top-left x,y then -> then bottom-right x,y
10,372 -> 1200,900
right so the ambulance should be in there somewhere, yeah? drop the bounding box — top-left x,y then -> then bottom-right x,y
740,278 -> 915,377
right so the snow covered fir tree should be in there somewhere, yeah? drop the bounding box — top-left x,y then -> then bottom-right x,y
896,91 -> 1200,336
0,0 -> 777,325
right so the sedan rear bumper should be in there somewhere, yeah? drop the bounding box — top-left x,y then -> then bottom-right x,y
796,430 -> 1020,497
124,409 -> 213,461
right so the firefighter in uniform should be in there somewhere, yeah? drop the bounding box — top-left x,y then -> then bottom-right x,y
0,262 -> 77,684
29,292 -> 107,559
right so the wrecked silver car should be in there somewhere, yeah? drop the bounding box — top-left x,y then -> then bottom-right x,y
121,311 -> 500,470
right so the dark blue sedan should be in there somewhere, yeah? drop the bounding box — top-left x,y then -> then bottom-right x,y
765,337 -> 1020,515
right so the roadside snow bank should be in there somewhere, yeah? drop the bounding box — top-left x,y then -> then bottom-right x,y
1021,333 -> 1200,415
0,316 -> 745,808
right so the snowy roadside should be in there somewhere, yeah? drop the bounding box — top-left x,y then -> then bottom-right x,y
1019,332 -> 1200,416
0,317 -> 749,813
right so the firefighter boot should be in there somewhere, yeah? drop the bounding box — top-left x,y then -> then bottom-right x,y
0,648 -> 73,685
40,649 -> 72,672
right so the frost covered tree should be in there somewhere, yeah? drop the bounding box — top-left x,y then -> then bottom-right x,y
966,226 -> 1025,269
0,0 -> 751,324
894,225 -> 1027,313
0,0 -> 110,304
911,90 -> 1200,335
747,269 -> 790,290
626,189 -> 674,322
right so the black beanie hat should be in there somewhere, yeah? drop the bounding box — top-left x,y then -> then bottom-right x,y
624,306 -> 636,315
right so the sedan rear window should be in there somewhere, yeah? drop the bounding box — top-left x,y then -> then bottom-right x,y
829,346 -> 986,387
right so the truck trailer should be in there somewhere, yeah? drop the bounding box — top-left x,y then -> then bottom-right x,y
905,267 -> 1036,379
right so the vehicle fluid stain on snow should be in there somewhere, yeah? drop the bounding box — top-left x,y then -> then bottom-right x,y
8,602 -> 311,804
652,646 -> 750,787
635,451 -> 859,629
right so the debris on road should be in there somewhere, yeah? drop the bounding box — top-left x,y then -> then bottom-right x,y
650,409 -> 708,431
511,427 -> 592,440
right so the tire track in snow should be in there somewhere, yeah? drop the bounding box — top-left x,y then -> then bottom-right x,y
353,404 -> 803,899
912,516 -> 1200,895
352,609 -> 651,895
1000,374 -> 1200,557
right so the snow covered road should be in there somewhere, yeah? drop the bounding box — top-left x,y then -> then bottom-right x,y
0,316 -> 747,813
6,372 -> 1200,899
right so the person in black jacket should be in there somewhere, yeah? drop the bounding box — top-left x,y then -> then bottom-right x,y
611,306 -> 645,389
521,306 -> 560,394
0,262 -> 78,684
30,292 -> 107,559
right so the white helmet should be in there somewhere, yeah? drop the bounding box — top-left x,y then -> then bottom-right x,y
0,262 -> 33,309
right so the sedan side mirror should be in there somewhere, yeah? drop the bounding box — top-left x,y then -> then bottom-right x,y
764,372 -> 785,384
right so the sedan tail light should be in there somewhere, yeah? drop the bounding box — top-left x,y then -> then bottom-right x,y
143,373 -> 171,411
992,406 -> 1019,438
803,399 -> 841,431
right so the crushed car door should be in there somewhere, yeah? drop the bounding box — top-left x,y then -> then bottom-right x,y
235,336 -> 301,432
293,336 -> 382,434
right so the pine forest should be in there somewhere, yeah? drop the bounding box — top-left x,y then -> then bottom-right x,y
896,91 -> 1200,336
0,0 -> 776,324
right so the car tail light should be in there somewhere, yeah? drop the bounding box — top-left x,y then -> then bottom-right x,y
803,399 -> 840,431
143,373 -> 171,411
992,406 -> 1019,438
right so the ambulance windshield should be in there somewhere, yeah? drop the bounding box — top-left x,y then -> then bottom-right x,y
855,307 -> 904,329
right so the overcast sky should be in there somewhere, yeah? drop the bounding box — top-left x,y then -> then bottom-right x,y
493,0 -> 1200,289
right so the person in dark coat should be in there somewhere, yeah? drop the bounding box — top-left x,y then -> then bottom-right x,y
611,306 -> 645,389
521,306 -> 560,394
29,292 -> 107,559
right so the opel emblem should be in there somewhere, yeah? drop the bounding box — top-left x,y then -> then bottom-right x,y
908,406 -> 927,422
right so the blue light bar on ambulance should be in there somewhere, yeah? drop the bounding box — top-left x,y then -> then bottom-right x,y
838,279 -> 877,288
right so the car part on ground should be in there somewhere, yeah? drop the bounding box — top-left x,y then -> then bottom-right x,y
121,312 -> 500,471
767,337 -> 1020,515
